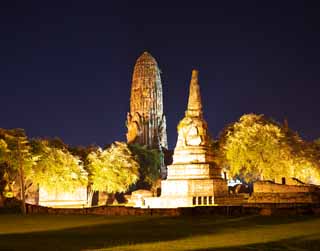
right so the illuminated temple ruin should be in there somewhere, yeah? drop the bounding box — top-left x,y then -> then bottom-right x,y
27,55 -> 319,209
144,70 -> 228,208
126,52 -> 168,149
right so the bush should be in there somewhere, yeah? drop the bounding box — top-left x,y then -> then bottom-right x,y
0,198 -> 22,214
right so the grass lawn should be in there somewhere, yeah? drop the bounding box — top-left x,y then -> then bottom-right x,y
0,214 -> 319,251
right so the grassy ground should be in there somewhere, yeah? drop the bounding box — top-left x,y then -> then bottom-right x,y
0,214 -> 319,251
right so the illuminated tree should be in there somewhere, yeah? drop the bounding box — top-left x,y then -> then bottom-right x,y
0,139 -> 9,200
0,139 -> 7,162
69,144 -> 99,174
87,142 -> 139,205
290,139 -> 320,184
30,139 -> 88,194
1,129 -> 35,214
279,125 -> 320,184
219,114 -> 320,183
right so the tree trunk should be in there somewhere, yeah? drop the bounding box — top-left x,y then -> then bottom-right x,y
106,193 -> 115,205
17,141 -> 26,215
19,166 -> 26,214
87,185 -> 94,207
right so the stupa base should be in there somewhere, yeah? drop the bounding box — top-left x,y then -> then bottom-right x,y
143,178 -> 228,208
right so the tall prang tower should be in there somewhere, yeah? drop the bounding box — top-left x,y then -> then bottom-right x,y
126,52 -> 168,150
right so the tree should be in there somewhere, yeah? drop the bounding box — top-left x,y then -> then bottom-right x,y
30,139 -> 88,194
0,139 -> 9,200
219,114 -> 320,183
2,129 -> 35,214
0,139 -> 7,163
68,144 -> 99,173
278,124 -> 320,184
87,142 -> 139,205
291,139 -> 320,184
128,144 -> 161,190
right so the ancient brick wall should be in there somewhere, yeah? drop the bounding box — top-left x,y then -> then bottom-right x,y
253,181 -> 316,193
248,193 -> 319,204
24,203 -> 320,217
26,204 -> 181,216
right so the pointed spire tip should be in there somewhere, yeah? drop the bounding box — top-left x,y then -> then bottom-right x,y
186,69 -> 203,117
192,69 -> 199,79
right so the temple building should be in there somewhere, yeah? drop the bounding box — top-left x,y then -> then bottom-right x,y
126,52 -> 168,149
143,70 -> 228,208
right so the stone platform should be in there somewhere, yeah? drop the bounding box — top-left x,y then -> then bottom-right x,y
161,178 -> 227,197
144,178 -> 227,208
167,163 -> 221,179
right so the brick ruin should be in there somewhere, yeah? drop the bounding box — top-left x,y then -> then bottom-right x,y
126,52 -> 167,150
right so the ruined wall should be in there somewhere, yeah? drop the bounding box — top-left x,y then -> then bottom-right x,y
253,181 -> 317,193
24,203 -> 320,217
247,181 -> 320,204
248,193 -> 319,204
26,204 -> 180,216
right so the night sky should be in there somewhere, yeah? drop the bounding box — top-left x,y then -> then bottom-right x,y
1,1 -> 319,148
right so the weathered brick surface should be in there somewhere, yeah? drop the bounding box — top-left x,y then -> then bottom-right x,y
25,203 -> 320,217
248,192 -> 320,204
214,194 -> 249,205
253,181 -> 317,193
127,52 -> 167,149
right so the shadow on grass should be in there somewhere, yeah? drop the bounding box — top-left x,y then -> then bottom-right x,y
0,215 -> 319,251
191,234 -> 320,251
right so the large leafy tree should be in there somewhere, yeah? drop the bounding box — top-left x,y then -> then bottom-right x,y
30,139 -> 88,194
219,114 -> 320,183
69,144 -> 99,174
292,138 -> 320,184
87,142 -> 139,205
0,129 -> 35,214
128,144 -> 161,190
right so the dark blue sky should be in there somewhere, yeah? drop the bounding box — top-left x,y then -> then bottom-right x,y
0,1 -> 319,148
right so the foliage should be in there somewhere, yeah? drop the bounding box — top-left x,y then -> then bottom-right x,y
219,114 -> 320,183
210,139 -> 224,167
30,139 -> 88,193
280,126 -> 320,184
47,137 -> 69,149
87,142 -> 139,194
128,144 -> 161,188
0,139 -> 8,163
0,129 -> 35,178
291,139 -> 320,184
69,144 -> 99,173
0,139 -> 9,197
0,128 -> 35,214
